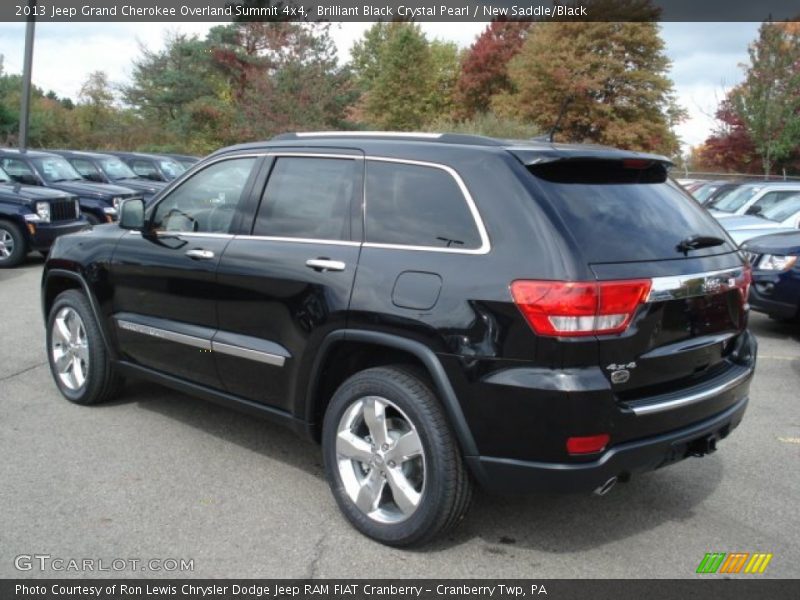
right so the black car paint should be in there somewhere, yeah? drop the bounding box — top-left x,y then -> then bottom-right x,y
42,135 -> 757,494
742,231 -> 800,320
0,182 -> 88,254
0,149 -> 139,223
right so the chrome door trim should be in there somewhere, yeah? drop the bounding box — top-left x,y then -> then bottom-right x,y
626,367 -> 752,416
116,319 -> 211,350
363,156 -> 491,255
647,267 -> 748,303
233,235 -> 360,247
211,342 -> 286,367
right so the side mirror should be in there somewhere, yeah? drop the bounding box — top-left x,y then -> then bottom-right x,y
746,205 -> 762,216
119,198 -> 145,230
17,173 -> 40,185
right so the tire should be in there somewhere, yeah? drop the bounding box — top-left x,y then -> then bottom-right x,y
0,220 -> 27,268
322,366 -> 472,547
46,289 -> 123,405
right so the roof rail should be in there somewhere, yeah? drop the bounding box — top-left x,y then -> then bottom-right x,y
271,131 -> 507,147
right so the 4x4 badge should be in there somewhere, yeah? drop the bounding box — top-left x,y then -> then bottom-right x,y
606,362 -> 636,384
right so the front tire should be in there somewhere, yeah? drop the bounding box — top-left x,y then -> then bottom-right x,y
322,366 -> 472,546
0,221 -> 26,268
46,290 -> 122,405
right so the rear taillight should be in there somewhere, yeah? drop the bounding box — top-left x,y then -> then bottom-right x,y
510,279 -> 651,337
739,265 -> 752,303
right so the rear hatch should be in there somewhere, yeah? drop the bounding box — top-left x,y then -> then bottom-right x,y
517,155 -> 751,416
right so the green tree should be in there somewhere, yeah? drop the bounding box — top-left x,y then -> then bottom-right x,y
494,15 -> 685,154
731,22 -> 800,176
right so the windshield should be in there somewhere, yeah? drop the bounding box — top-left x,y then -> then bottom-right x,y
711,185 -> 764,212
99,158 -> 138,180
159,159 -> 185,180
0,166 -> 10,183
693,184 -> 719,203
762,195 -> 800,223
33,157 -> 83,183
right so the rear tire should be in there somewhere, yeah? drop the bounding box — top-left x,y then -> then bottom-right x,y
322,366 -> 472,547
46,290 -> 123,405
0,221 -> 26,268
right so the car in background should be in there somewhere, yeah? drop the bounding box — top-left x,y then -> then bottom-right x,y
0,149 -> 141,225
691,180 -> 730,205
47,150 -> 167,204
708,182 -> 800,217
106,152 -> 186,182
717,194 -> 800,231
0,166 -> 87,268
741,230 -> 800,322
700,181 -> 745,207
162,153 -> 200,170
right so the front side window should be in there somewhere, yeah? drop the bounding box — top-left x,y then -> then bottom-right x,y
762,195 -> 800,223
99,158 -> 137,181
364,160 -> 482,250
712,185 -> 763,212
158,159 -> 185,180
253,157 -> 357,241
71,159 -> 101,179
131,160 -> 158,178
151,157 -> 256,234
1,158 -> 37,183
750,191 -> 800,213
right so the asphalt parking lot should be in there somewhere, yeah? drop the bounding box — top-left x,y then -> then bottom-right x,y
1,257 -> 798,579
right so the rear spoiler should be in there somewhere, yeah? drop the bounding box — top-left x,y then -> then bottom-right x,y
507,147 -> 672,167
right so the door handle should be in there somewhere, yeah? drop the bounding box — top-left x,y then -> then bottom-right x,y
305,258 -> 346,272
185,249 -> 215,260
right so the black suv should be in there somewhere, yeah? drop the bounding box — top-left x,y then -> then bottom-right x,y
41,133 -> 757,546
46,150 -> 167,204
0,166 -> 87,267
106,151 -> 186,182
0,149 -> 141,225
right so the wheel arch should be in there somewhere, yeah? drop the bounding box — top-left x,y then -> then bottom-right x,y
304,330 -> 478,457
42,269 -> 117,360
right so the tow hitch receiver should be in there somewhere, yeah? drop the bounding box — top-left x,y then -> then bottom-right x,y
687,435 -> 718,457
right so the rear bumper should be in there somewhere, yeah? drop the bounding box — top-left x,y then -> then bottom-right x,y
469,394 -> 749,494
29,220 -> 90,251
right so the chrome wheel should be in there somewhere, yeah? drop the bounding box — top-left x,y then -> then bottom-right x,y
0,229 -> 14,259
336,396 -> 426,524
51,307 -> 89,391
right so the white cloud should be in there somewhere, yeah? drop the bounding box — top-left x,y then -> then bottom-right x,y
0,21 -> 760,151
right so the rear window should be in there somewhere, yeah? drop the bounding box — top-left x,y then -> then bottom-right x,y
528,160 -> 733,263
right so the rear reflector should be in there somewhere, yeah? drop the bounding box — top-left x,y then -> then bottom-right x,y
510,279 -> 651,337
567,434 -> 611,455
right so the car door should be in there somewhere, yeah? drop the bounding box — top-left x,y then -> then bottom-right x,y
213,151 -> 363,411
109,155 -> 262,388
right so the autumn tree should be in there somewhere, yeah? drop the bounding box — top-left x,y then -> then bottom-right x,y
493,11 -> 685,154
351,23 -> 461,130
730,21 -> 800,176
454,20 -> 531,119
697,92 -> 760,173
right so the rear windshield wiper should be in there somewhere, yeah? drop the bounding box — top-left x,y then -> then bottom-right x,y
676,234 -> 725,255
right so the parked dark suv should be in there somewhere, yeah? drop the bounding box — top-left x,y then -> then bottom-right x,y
41,133 -> 757,546
0,166 -> 87,267
0,149 -> 141,224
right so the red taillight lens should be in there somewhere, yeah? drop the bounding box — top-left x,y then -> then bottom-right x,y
510,279 -> 651,337
566,434 -> 611,455
739,264 -> 752,302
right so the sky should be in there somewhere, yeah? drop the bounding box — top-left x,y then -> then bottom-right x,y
0,21 -> 762,152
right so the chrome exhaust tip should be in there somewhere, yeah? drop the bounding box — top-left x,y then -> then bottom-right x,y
593,476 -> 618,496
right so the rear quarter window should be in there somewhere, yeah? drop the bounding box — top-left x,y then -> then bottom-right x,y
528,160 -> 734,263
365,160 -> 482,250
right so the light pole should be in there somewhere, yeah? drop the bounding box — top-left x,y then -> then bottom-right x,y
18,0 -> 37,152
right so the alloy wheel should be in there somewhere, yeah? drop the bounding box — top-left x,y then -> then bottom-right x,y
50,307 -> 89,391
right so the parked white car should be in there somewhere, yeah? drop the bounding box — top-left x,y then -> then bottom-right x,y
716,195 -> 800,246
708,182 -> 800,217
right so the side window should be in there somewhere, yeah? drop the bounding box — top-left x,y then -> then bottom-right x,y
152,158 -> 256,233
132,160 -> 158,178
72,159 -> 100,179
365,160 -> 482,249
1,158 -> 36,183
752,191 -> 799,212
253,157 -> 356,240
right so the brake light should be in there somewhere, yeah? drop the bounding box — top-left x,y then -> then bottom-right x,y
567,434 -> 610,455
511,279 -> 651,337
739,264 -> 752,303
